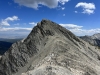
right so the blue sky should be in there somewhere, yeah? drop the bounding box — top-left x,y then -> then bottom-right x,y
0,0 -> 100,38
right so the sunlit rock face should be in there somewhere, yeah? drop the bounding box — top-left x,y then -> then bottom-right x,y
0,19 -> 100,75
80,34 -> 100,47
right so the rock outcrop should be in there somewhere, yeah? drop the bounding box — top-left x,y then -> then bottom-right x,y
0,20 -> 100,75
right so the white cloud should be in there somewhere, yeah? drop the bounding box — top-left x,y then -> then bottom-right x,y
75,2 -> 96,14
1,20 -> 10,26
58,0 -> 69,5
62,7 -> 65,10
29,22 -> 37,26
5,16 -> 19,21
0,16 -> 19,26
14,0 -> 69,9
60,24 -> 83,29
70,28 -> 100,36
0,27 -> 32,31
60,23 -> 100,36
82,9 -> 94,14
63,14 -> 66,16
75,2 -> 95,9
0,27 -> 32,38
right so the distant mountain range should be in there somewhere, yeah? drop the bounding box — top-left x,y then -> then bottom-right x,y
0,38 -> 23,43
0,34 -> 27,39
80,33 -> 100,47
0,41 -> 12,55
0,38 -> 22,55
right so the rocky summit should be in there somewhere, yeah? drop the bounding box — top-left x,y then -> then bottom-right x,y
0,19 -> 100,75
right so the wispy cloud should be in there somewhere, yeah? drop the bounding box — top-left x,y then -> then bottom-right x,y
14,0 -> 69,9
60,24 -> 83,29
75,2 -> 96,15
70,28 -> 100,36
0,16 -> 19,26
60,23 -> 100,36
0,27 -> 32,38
0,27 -> 32,31
29,22 -> 37,26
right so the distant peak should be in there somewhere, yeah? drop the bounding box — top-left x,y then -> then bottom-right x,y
93,33 -> 100,36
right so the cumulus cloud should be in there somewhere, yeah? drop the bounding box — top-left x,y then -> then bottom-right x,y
75,2 -> 96,14
29,22 -> 37,26
60,23 -> 100,36
14,0 -> 69,9
0,16 -> 19,26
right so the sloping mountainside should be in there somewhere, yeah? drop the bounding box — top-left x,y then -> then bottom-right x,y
0,41 -> 12,55
80,33 -> 100,47
0,20 -> 100,75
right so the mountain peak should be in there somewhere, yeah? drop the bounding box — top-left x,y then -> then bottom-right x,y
0,20 -> 100,75
92,33 -> 100,39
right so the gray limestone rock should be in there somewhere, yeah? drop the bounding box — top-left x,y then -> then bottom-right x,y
0,19 -> 100,75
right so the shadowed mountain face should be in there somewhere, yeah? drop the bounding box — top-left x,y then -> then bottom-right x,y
80,33 -> 100,47
0,39 -> 22,55
0,20 -> 100,75
0,38 -> 23,43
0,41 -> 12,55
